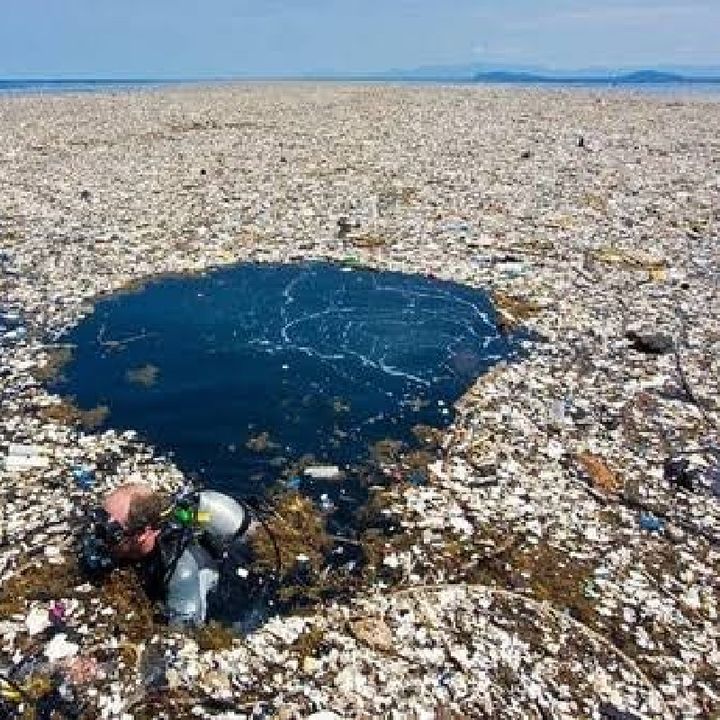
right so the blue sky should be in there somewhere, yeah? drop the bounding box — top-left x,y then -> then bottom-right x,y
1,0 -> 718,78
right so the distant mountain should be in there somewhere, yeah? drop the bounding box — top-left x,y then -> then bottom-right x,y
472,71 -> 555,83
353,62 -> 720,83
620,70 -> 684,83
472,69 -> 720,84
359,62 -> 544,81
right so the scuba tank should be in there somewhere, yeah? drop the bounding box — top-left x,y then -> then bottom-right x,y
197,490 -> 255,541
164,490 -> 255,626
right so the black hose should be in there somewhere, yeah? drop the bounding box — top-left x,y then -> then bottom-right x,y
225,498 -> 282,578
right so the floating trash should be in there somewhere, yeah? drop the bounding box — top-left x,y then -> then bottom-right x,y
639,512 -> 665,534
71,465 -> 95,490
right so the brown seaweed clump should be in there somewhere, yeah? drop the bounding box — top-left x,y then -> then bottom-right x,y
39,398 -> 110,430
411,424 -> 444,449
248,492 -> 332,606
125,364 -> 159,387
0,558 -> 156,633
194,621 -> 237,652
369,438 -> 406,465
78,404 -> 110,430
492,291 -> 542,332
477,540 -> 597,627
125,688 -> 207,720
350,234 -> 386,249
245,431 -> 279,453
0,560 -> 84,619
32,346 -> 74,383
290,625 -> 326,662
95,568 -> 157,643
38,397 -> 108,429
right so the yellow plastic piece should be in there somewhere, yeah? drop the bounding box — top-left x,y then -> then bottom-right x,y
649,267 -> 667,282
0,684 -> 22,702
196,511 -> 211,524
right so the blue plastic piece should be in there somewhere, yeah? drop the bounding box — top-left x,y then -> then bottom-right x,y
639,512 -> 665,533
72,466 -> 95,489
407,470 -> 427,486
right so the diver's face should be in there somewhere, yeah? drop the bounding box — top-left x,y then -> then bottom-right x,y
103,488 -> 160,560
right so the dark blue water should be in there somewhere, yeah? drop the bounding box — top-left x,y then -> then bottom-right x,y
3,79 -> 720,98
56,263 -> 510,499
0,79 -> 182,95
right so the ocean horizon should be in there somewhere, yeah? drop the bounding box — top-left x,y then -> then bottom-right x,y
3,77 -> 720,98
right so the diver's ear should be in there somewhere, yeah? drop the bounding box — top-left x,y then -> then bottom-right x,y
136,526 -> 161,555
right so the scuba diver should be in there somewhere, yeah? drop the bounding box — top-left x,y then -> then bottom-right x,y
79,482 -> 262,626
1,483 -> 272,719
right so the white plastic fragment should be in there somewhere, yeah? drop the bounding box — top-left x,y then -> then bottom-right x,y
44,633 -> 79,662
25,607 -> 51,636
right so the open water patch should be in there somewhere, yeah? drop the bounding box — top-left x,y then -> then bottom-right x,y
55,262 -> 513,506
